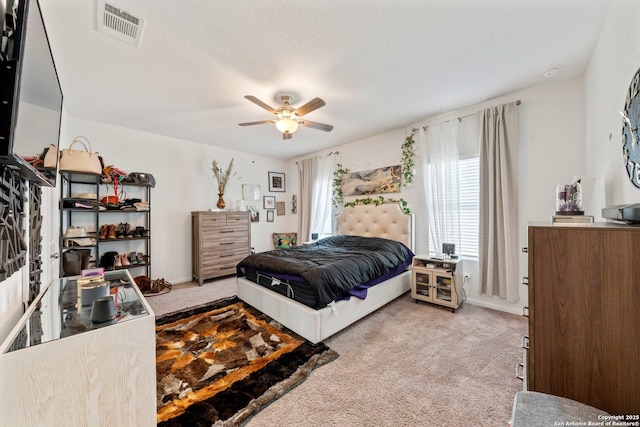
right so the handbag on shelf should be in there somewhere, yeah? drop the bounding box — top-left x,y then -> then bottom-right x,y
43,144 -> 58,169
59,136 -> 103,174
123,172 -> 156,187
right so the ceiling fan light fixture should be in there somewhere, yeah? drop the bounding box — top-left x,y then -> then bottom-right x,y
276,117 -> 299,134
240,94 -> 332,137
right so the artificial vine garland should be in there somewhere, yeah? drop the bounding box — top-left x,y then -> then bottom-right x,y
332,130 -> 415,211
332,163 -> 350,207
343,196 -> 411,214
401,128 -> 417,186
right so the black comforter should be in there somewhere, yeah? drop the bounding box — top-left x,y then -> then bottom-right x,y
236,235 -> 413,307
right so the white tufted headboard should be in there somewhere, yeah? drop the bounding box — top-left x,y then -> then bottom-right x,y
335,203 -> 415,252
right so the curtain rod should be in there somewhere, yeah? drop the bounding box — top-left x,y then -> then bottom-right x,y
421,99 -> 521,130
295,150 -> 339,164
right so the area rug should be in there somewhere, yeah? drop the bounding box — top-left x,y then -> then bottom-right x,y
155,296 -> 338,426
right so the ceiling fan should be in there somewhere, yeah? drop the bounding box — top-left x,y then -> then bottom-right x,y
238,94 -> 334,140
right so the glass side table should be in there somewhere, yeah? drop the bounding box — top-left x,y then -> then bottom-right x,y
2,270 -> 150,352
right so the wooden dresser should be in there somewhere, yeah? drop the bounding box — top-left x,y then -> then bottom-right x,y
191,211 -> 251,285
526,223 -> 640,414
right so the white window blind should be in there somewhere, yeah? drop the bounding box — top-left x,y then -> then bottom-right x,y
427,156 -> 479,258
458,156 -> 479,258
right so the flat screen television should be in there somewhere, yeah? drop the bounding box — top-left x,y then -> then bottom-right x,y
0,0 -> 63,187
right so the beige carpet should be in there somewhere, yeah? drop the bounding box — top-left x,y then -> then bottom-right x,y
145,276 -> 238,316
147,276 -> 526,426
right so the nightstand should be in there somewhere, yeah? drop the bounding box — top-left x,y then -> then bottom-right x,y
411,255 -> 464,312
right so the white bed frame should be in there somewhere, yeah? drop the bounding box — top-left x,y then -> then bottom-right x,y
237,203 -> 415,344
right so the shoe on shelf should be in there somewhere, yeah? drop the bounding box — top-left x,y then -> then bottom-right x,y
136,252 -> 148,265
134,202 -> 150,211
127,252 -> 139,265
65,237 -> 97,247
64,226 -> 87,239
116,223 -> 126,239
135,226 -> 148,238
119,253 -> 131,266
99,225 -> 107,240
107,224 -> 117,239
99,251 -> 118,270
124,223 -> 133,238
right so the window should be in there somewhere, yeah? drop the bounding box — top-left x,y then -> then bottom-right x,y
313,177 -> 333,238
427,156 -> 479,258
458,156 -> 479,258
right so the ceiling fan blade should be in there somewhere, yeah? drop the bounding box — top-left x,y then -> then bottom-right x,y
295,98 -> 326,116
300,120 -> 334,132
244,95 -> 277,114
283,132 -> 293,140
238,120 -> 275,126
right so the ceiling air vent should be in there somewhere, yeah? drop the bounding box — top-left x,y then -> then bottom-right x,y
96,1 -> 145,47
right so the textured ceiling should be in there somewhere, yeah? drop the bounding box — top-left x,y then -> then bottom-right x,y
40,0 -> 612,160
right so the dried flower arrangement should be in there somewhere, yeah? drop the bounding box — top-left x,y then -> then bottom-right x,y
211,158 -> 237,194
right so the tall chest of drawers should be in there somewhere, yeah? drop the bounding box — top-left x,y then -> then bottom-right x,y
192,211 -> 251,285
525,223 -> 640,415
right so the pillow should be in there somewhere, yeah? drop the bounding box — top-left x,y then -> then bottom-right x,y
272,232 -> 297,249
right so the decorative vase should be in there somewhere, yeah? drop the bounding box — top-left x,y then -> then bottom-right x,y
217,193 -> 226,209
555,181 -> 583,215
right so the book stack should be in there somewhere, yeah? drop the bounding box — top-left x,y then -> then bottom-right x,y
551,215 -> 594,226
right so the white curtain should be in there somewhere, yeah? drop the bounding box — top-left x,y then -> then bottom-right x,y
478,101 -> 519,302
297,154 -> 336,242
420,121 -> 461,255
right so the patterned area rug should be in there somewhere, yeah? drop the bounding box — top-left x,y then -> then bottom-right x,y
156,296 -> 338,426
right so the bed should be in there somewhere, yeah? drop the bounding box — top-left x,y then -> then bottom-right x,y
236,202 -> 415,343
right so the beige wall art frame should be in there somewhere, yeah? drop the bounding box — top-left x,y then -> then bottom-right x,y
341,165 -> 401,196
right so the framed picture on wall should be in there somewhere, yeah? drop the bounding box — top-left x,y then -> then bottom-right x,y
276,201 -> 286,216
263,196 -> 275,209
248,206 -> 259,222
266,210 -> 274,222
268,172 -> 285,192
242,184 -> 260,201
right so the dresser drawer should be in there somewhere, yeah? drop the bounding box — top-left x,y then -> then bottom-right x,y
202,252 -> 247,276
202,225 -> 247,239
226,212 -> 249,225
202,235 -> 249,257
201,213 -> 248,229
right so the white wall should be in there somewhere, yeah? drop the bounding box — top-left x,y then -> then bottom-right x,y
60,116 -> 298,284
305,76 -> 586,315
585,0 -> 640,210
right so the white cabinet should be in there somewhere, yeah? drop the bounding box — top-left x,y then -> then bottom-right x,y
0,270 -> 156,426
411,255 -> 463,312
